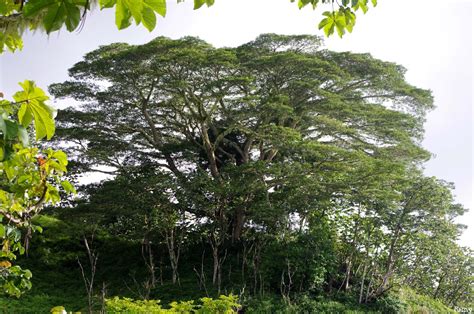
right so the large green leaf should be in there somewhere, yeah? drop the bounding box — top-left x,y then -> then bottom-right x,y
3,120 -> 18,140
29,103 -> 55,140
108,0 -> 165,30
23,0 -> 57,17
17,126 -> 29,147
18,103 -> 34,127
61,180 -> 76,194
124,0 -> 143,24
0,117 -> 19,141
24,0 -> 81,32
144,0 -> 166,17
141,6 -> 157,31
63,1 -> 81,31
52,150 -> 68,166
13,81 -> 55,140
115,0 -> 132,29
335,11 -> 347,38
43,2 -> 67,33
318,12 -> 335,37
193,0 -> 214,10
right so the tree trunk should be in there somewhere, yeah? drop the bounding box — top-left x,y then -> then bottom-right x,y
252,242 -> 263,296
433,273 -> 445,299
159,255 -> 164,286
141,215 -> 156,296
359,263 -> 368,304
212,245 -> 219,285
373,218 -> 404,298
340,205 -> 362,292
365,270 -> 374,303
232,208 -> 246,242
165,229 -> 180,285
374,235 -> 399,296
241,244 -> 248,286
345,259 -> 352,291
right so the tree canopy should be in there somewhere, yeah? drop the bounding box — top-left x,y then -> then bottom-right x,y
51,33 -> 432,242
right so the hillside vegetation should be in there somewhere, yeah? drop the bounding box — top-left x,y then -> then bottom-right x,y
1,34 -> 472,313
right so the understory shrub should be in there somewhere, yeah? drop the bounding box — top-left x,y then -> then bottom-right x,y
105,294 -> 240,313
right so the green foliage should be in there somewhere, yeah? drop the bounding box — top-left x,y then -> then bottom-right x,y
260,225 -> 337,295
198,294 -> 240,313
397,287 -> 458,314
14,80 -> 56,140
0,264 -> 32,297
98,0 -> 167,31
0,31 -> 22,53
244,292 -> 457,314
169,300 -> 196,312
105,297 -> 164,313
0,210 -> 467,312
22,0 -> 84,33
375,294 -> 408,314
294,0 -> 376,37
104,294 -> 240,313
192,0 -> 214,10
0,0 -> 378,53
245,295 -> 380,313
50,305 -> 66,314
0,82 -> 73,297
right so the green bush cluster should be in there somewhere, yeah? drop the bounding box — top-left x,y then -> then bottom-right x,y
104,294 -> 240,313
245,295 -> 379,313
243,288 -> 458,314
397,287 -> 457,314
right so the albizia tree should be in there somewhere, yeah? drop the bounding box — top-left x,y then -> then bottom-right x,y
50,34 -> 436,293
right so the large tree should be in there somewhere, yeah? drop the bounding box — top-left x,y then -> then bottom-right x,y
48,34 -> 440,293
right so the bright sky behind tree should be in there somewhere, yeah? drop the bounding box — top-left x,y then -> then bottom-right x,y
0,0 -> 472,244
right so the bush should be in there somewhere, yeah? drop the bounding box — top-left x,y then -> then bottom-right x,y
376,294 -> 407,314
199,295 -> 241,313
245,294 -> 379,314
375,287 -> 457,314
398,287 -> 457,314
104,294 -> 240,313
105,297 -> 164,313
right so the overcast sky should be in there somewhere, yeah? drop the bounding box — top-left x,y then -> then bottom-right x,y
0,0 -> 472,244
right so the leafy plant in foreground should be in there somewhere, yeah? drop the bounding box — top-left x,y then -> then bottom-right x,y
0,0 -> 378,53
0,81 -> 73,297
104,294 -> 240,313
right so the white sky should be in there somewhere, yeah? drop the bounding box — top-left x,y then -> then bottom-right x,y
0,0 -> 472,245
